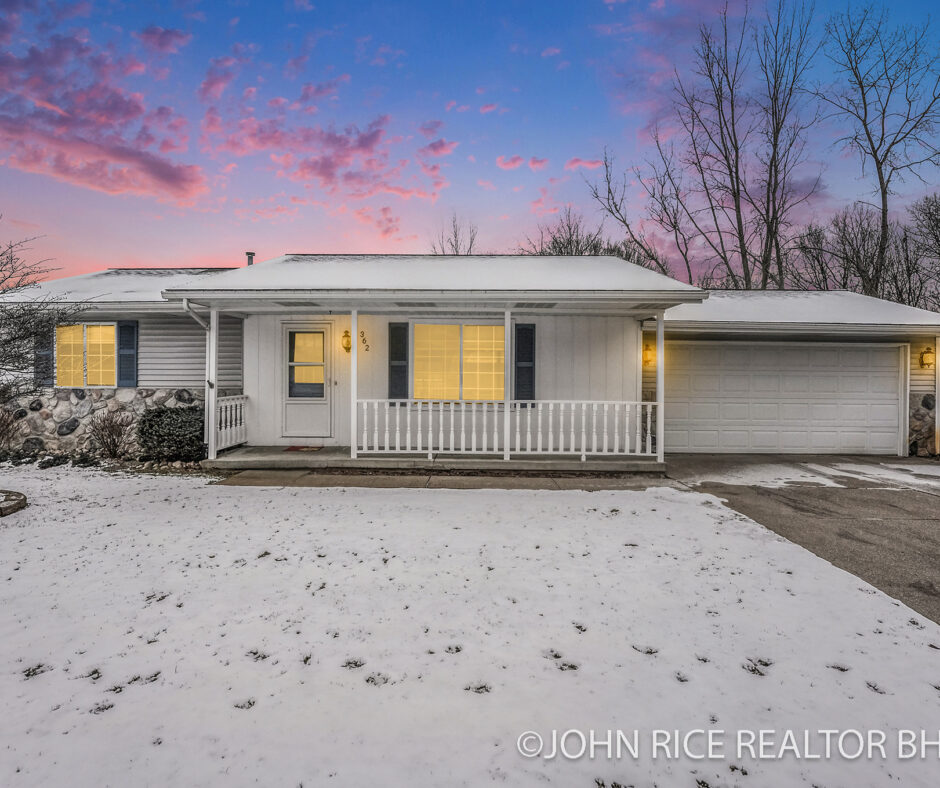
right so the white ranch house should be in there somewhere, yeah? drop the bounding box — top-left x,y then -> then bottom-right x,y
16,254 -> 940,467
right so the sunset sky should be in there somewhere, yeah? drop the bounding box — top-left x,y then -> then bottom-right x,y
0,0 -> 934,278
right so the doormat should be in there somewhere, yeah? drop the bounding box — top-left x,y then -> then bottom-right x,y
285,446 -> 324,452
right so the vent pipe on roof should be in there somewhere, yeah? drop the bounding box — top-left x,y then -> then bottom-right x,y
246,251 -> 255,266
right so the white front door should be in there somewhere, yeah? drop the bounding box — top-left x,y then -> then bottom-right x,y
282,324 -> 332,438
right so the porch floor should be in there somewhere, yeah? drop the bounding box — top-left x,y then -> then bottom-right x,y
202,445 -> 665,475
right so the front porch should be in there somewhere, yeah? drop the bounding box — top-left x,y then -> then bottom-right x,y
202,444 -> 665,473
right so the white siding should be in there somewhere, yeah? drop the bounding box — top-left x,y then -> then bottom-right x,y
909,336 -> 936,394
243,313 -> 641,446
135,314 -> 242,390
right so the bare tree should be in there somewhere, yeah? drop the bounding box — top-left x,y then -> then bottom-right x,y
517,206 -> 668,272
518,207 -> 606,256
0,230 -> 79,404
817,4 -> 940,296
588,150 -> 678,278
593,2 -> 820,288
750,0 -> 821,287
430,211 -> 478,255
788,201 -> 940,310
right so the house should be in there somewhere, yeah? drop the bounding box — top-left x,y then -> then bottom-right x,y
11,254 -> 940,466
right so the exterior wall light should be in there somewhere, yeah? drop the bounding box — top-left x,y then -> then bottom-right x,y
341,330 -> 352,353
920,346 -> 935,369
642,343 -> 655,367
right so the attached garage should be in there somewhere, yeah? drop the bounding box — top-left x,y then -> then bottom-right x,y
663,342 -> 905,454
645,290 -> 940,457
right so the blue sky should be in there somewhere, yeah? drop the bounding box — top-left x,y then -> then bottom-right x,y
0,0 -> 936,276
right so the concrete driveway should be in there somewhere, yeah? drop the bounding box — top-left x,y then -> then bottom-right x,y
667,454 -> 940,624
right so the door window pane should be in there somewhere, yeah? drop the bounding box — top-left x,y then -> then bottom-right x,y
288,331 -> 325,398
413,324 -> 460,400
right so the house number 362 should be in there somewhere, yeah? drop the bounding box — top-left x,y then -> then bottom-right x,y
359,330 -> 370,351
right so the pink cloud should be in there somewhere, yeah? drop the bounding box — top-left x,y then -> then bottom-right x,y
445,100 -> 456,111
198,56 -> 237,102
477,179 -> 496,190
354,205 -> 400,238
0,31 -> 206,202
528,157 -> 548,171
496,155 -> 524,170
134,26 -> 193,54
419,120 -> 443,138
419,138 -> 458,157
297,75 -> 351,103
0,119 -> 207,201
541,47 -> 561,57
564,157 -> 603,170
530,186 -> 559,216
480,103 -> 498,114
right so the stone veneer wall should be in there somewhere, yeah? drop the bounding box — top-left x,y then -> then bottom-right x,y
909,392 -> 936,457
11,388 -> 205,455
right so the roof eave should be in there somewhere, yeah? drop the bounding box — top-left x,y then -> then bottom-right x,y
644,320 -> 940,336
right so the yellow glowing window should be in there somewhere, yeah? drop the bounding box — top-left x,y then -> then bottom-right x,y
85,325 -> 116,386
288,331 -> 325,398
413,324 -> 504,400
55,324 -> 116,387
462,325 -> 505,400
414,324 -> 460,400
55,325 -> 84,387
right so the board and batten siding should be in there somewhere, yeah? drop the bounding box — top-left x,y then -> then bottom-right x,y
136,314 -> 243,390
243,313 -> 642,446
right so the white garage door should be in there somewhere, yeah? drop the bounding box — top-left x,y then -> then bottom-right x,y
664,342 -> 904,454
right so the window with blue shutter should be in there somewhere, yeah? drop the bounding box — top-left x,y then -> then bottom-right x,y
116,321 -> 138,387
388,323 -> 409,399
514,324 -> 535,400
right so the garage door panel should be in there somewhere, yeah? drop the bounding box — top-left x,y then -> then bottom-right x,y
718,430 -> 750,449
750,402 -> 779,420
690,402 -> 720,420
691,430 -> 720,449
665,342 -> 902,455
720,402 -> 750,420
692,374 -> 720,393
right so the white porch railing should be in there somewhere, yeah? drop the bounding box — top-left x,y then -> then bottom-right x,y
356,400 -> 657,459
216,395 -> 248,452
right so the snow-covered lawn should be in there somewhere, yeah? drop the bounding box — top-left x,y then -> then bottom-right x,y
1,467 -> 938,787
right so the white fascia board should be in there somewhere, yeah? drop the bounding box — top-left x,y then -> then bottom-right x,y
161,288 -> 708,304
641,320 -> 940,336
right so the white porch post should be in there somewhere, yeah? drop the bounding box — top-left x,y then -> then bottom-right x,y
206,307 -> 219,461
655,310 -> 665,463
350,309 -> 358,459
503,309 -> 512,460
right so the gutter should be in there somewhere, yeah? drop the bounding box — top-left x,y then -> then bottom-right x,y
182,298 -> 210,330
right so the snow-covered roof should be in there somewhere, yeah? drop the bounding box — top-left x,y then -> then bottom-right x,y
661,290 -> 940,334
9,267 -> 235,307
162,254 -> 702,295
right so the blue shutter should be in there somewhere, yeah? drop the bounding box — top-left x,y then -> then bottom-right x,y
34,325 -> 54,387
388,323 -> 409,398
116,321 -> 138,387
514,324 -> 535,400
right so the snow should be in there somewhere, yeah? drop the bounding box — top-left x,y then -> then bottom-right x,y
162,254 -> 702,294
681,459 -> 940,492
678,462 -> 846,489
664,290 -> 940,327
2,466 -> 939,787
5,268 -> 235,304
